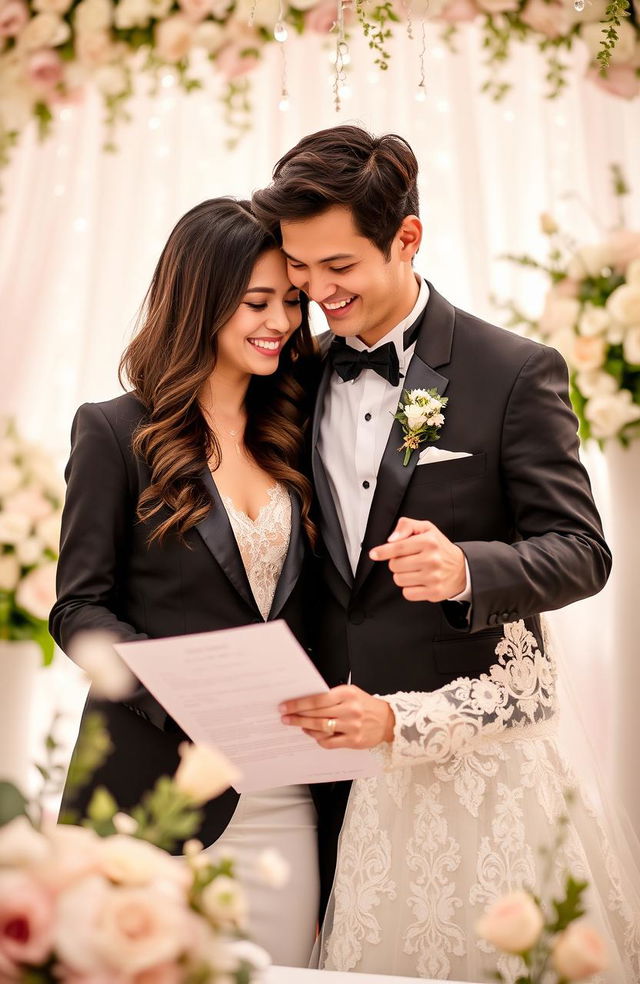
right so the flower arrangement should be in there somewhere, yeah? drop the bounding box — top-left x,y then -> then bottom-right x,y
0,0 -> 637,176
393,387 -> 447,465
0,418 -> 63,664
476,810 -> 608,982
0,652 -> 277,984
498,167 -> 640,445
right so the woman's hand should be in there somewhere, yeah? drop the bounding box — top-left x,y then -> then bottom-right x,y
279,685 -> 395,749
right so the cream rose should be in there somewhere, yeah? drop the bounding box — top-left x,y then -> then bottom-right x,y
521,0 -> 571,38
70,630 -> 136,700
577,304 -> 610,337
567,334 -> 607,373
73,0 -> 113,34
404,403 -> 429,430
174,742 -> 240,804
623,325 -> 640,365
0,551 -> 20,590
200,874 -> 248,930
155,14 -> 194,62
538,295 -> 580,336
96,887 -> 191,974
0,510 -> 32,544
476,890 -> 544,953
37,823 -> 102,892
15,535 -> 46,567
33,0 -> 73,14
36,510 -> 62,553
567,244 -> 615,280
475,0 -> 518,11
75,28 -> 114,64
0,816 -> 51,867
575,370 -> 617,399
551,922 -> 608,978
15,560 -> 57,620
97,835 -> 188,888
607,283 -> 640,326
439,0 -> 480,22
113,0 -> 152,28
604,229 -> 640,273
4,486 -> 52,523
178,0 -> 213,22
0,461 -> 22,496
94,63 -> 128,95
192,19 -> 224,50
585,390 -> 640,439
17,11 -> 70,49
627,258 -> 640,286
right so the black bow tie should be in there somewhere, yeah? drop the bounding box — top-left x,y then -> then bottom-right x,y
329,313 -> 422,387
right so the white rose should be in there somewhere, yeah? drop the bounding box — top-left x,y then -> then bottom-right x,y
21,452 -> 64,502
607,283 -> 640,326
476,890 -> 544,954
15,560 -> 57,620
174,742 -> 240,805
18,11 -> 70,49
627,258 -> 640,286
0,816 -> 51,867
15,535 -> 46,567
407,388 -> 431,400
0,510 -> 32,544
0,462 -> 22,496
538,296 -> 580,336
97,835 -> 188,887
255,848 -> 290,888
4,486 -> 52,523
37,823 -> 102,892
567,244 -> 616,280
623,325 -> 640,365
575,370 -> 618,399
227,939 -> 271,973
70,630 -> 136,699
578,304 -> 610,337
210,0 -> 233,15
566,334 -> 607,372
200,874 -> 248,930
148,0 -> 174,16
233,0 -> 280,28
581,20 -> 636,65
36,510 -> 61,554
193,18 -> 224,50
0,551 -> 21,590
93,63 -> 128,95
113,0 -> 151,28
155,14 -> 194,61
96,886 -> 192,974
74,0 -> 113,34
33,0 -> 73,14
585,390 -> 640,439
551,922 -> 608,978
404,403 -> 429,430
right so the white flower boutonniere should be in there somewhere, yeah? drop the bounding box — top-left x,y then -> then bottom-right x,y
393,388 -> 448,466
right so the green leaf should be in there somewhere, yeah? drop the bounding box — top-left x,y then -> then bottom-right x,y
64,711 -> 112,796
547,874 -> 589,933
0,780 -> 29,826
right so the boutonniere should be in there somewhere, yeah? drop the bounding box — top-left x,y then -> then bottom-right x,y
393,388 -> 448,466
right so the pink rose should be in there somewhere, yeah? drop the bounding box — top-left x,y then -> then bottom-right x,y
75,30 -> 114,66
587,64 -> 640,100
439,0 -> 479,21
215,40 -> 260,79
604,228 -> 640,273
154,15 -> 194,62
0,871 -> 55,969
177,0 -> 212,22
15,561 -> 57,621
549,277 -> 580,299
476,890 -> 544,953
135,964 -> 183,984
551,922 -> 608,979
0,0 -> 29,37
3,487 -> 52,524
304,0 -> 337,33
476,0 -> 518,12
521,0 -> 571,37
26,48 -> 64,91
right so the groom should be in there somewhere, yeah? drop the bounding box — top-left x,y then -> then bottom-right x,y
252,125 -> 611,902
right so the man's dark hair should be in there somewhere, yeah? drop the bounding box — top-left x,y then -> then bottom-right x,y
252,125 -> 419,259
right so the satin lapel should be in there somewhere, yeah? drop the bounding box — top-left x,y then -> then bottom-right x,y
353,286 -> 455,595
269,490 -> 304,620
312,356 -> 354,589
195,468 -> 261,617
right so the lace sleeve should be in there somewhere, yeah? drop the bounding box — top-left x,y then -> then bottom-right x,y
374,620 -> 557,771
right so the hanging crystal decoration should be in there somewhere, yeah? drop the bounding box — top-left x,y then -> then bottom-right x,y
415,16 -> 427,102
278,28 -> 289,109
274,21 -> 288,41
573,0 -> 585,10
333,0 -> 350,112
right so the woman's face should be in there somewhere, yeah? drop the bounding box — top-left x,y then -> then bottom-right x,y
215,248 -> 303,379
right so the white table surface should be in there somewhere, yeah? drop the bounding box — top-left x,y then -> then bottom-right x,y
268,969 -> 471,983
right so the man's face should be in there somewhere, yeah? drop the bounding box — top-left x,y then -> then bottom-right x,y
280,205 -> 420,347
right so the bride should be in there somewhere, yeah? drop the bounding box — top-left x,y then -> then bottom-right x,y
282,617 -> 640,981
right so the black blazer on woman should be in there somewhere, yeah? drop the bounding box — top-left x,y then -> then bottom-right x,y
50,392 -> 315,849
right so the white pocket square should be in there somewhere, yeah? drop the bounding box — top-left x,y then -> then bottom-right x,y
417,447 -> 473,466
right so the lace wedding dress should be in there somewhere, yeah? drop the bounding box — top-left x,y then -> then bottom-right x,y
317,620 -> 640,982
206,483 -> 320,968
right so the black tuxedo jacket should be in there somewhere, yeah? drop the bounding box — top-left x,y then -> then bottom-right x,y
311,284 -> 612,875
49,392 -> 315,850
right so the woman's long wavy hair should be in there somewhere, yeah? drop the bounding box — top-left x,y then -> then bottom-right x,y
119,198 -> 317,546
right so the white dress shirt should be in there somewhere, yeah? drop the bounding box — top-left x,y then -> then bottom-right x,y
318,278 -> 471,602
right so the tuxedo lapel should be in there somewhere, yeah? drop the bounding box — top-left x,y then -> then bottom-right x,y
269,490 -> 304,619
353,285 -> 455,595
196,468 -> 261,617
312,357 -> 354,589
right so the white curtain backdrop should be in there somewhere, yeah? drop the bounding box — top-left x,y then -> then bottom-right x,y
1,22 -> 638,810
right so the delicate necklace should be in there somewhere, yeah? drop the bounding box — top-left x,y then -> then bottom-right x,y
214,419 -> 245,457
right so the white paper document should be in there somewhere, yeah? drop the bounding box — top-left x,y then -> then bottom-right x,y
115,621 -> 381,793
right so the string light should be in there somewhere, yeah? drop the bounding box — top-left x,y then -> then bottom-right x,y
278,42 -> 289,110
415,17 -> 427,103
333,0 -> 350,112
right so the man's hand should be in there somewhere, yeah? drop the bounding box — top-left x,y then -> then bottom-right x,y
280,685 -> 395,749
369,516 -> 466,602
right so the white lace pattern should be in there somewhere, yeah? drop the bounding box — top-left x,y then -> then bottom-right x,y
223,483 -> 291,620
